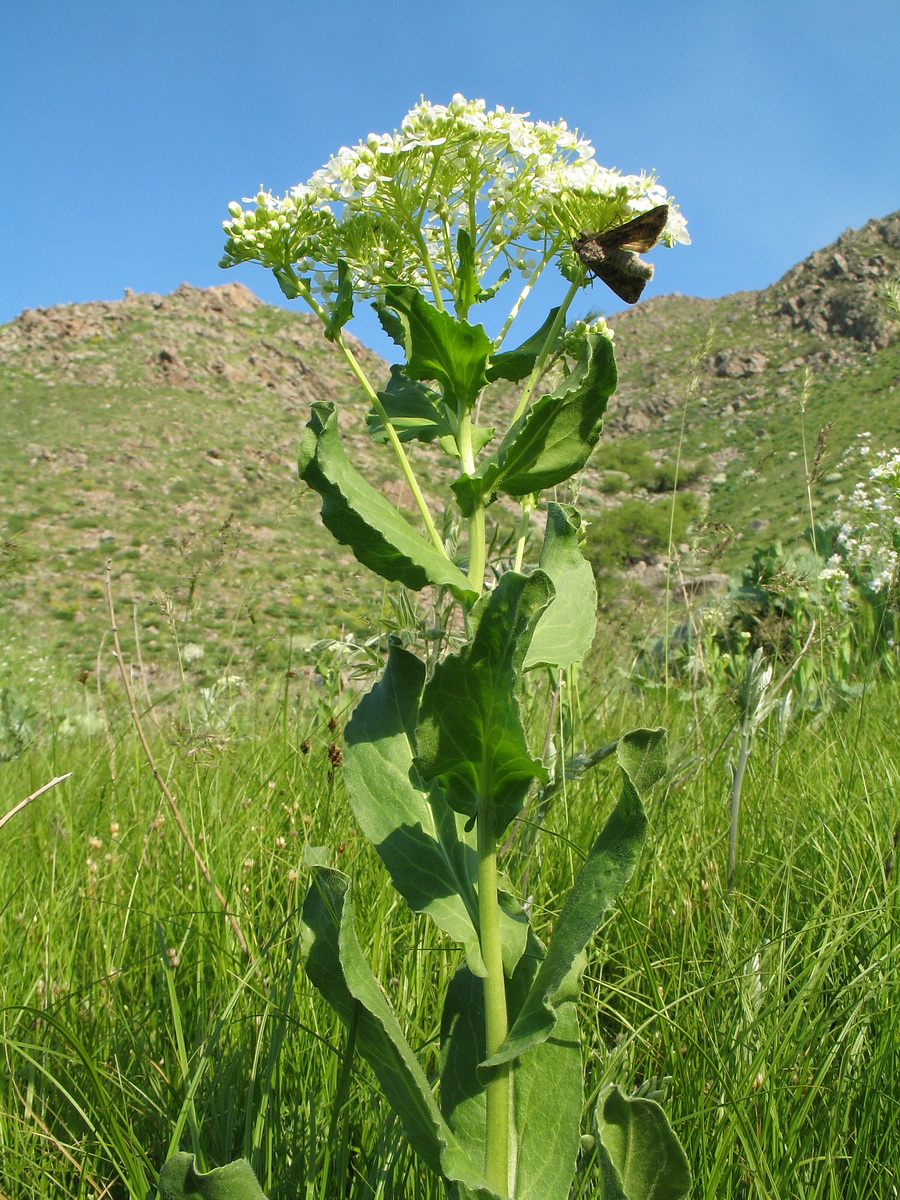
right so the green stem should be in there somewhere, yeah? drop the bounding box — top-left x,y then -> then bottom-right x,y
510,276 -> 581,424
286,269 -> 447,557
458,411 -> 486,593
494,249 -> 555,349
477,802 -> 511,1195
512,498 -> 534,575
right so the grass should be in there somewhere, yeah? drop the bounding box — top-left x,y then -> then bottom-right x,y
1,633 -> 898,1199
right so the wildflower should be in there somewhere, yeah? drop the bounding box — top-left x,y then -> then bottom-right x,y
221,95 -> 687,320
827,441 -> 900,600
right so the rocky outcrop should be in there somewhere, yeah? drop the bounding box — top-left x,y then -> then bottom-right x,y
0,281 -> 384,401
767,211 -> 900,351
711,349 -> 768,378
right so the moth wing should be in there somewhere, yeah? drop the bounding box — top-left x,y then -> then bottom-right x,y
603,204 -> 670,252
594,253 -> 654,303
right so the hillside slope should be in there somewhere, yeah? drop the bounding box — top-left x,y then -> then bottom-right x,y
1,282 -> 393,683
2,212 -> 899,682
603,209 -> 900,551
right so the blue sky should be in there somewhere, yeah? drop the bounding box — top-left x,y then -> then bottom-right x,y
2,0 -> 898,356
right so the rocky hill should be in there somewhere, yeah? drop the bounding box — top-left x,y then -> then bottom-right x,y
608,209 -> 899,435
1,282 -> 393,689
2,213 -> 899,688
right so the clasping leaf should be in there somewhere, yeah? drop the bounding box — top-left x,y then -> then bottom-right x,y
158,1153 -> 267,1199
525,503 -> 597,671
414,571 -> 553,836
298,401 -> 477,603
594,1084 -> 692,1200
451,332 -> 617,516
343,641 -> 528,976
484,729 -> 666,1067
374,285 -> 492,415
300,867 -> 507,1199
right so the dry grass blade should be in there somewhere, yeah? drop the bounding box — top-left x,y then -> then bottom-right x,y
104,561 -> 253,962
0,773 -> 73,833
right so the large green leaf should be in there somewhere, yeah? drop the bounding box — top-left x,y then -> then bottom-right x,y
297,401 -> 476,604
343,641 -> 528,977
484,308 -> 563,384
365,368 -> 495,459
440,931 -> 583,1200
524,503 -> 597,671
484,729 -> 666,1067
366,365 -> 453,445
594,1085 -> 692,1200
158,1154 -> 267,1200
374,285 -> 492,414
451,333 -> 617,516
300,868 -> 505,1199
414,571 -> 552,836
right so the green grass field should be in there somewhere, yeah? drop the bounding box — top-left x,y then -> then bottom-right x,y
2,634 -> 897,1199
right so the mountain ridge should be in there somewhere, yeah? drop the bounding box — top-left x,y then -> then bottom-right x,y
2,211 -> 899,682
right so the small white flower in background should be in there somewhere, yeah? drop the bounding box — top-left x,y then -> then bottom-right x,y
826,438 -> 900,600
221,95 -> 687,317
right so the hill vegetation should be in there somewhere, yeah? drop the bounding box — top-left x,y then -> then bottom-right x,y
1,213 -> 899,1200
2,211 -> 899,686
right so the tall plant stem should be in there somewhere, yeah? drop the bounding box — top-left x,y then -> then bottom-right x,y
477,803 -> 511,1195
459,411 -> 486,592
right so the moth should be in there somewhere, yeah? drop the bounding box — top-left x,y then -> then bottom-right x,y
572,203 -> 669,303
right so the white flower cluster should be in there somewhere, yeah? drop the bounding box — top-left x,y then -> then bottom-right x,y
221,94 -> 688,314
822,435 -> 900,600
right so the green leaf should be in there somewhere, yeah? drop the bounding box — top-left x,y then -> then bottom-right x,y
343,641 -> 528,976
324,259 -> 354,342
441,932 -> 583,1200
593,1085 -> 692,1200
438,423 -> 496,461
455,229 -> 479,317
158,1154 -> 267,1200
484,729 -> 666,1067
374,285 -> 492,414
414,571 -> 553,836
300,868 -> 505,1200
374,294 -> 406,348
474,267 -> 511,305
272,267 -> 304,301
366,366 -> 452,445
451,333 -> 617,516
297,401 -> 476,604
485,309 -> 563,384
524,503 -> 597,671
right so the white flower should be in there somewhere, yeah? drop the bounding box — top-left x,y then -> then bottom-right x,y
829,440 -> 900,600
220,94 -> 687,316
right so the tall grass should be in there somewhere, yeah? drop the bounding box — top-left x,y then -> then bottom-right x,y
1,659 -> 898,1198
